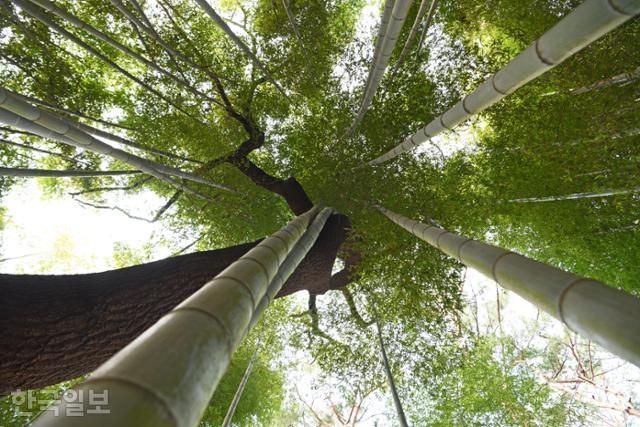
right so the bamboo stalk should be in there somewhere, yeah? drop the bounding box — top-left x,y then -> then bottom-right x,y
509,185 -> 640,202
375,205 -> 640,368
368,0 -> 640,165
10,92 -> 203,164
346,0 -> 414,136
12,0 -> 199,121
392,0 -> 434,73
220,346 -> 258,427
376,321 -> 409,427
281,0 -> 310,64
32,206 -> 333,427
0,167 -> 141,177
364,0 -> 395,93
414,0 -> 438,59
11,92 -> 135,131
0,88 -> 236,196
193,0 -> 289,99
26,0 -> 217,104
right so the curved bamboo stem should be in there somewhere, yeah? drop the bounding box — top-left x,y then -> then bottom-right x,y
368,0 -> 640,165
376,205 -> 640,368
32,206 -> 333,427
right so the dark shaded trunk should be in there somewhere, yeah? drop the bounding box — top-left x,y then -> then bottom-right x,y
0,214 -> 351,394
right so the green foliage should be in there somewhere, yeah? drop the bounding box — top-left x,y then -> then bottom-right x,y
412,335 -> 574,426
0,0 -> 638,423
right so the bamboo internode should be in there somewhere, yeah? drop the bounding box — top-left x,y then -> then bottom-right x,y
376,205 -> 640,368
368,0 -> 640,165
33,206 -> 334,427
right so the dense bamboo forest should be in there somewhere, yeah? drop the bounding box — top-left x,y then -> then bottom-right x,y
0,0 -> 639,425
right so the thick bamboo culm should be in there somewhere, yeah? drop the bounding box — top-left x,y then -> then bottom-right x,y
376,205 -> 640,368
345,0 -> 413,136
33,206 -> 334,427
0,88 -> 234,195
368,0 -> 640,165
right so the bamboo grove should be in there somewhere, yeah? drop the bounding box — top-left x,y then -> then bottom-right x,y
0,0 -> 639,425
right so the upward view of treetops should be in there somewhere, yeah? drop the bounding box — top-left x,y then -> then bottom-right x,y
0,0 -> 639,425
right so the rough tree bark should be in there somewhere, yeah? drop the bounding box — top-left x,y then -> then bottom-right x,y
0,141 -> 357,395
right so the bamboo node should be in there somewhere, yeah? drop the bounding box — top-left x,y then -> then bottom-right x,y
557,277 -> 590,326
490,74 -> 508,95
456,238 -> 475,261
534,39 -> 555,66
491,250 -> 515,282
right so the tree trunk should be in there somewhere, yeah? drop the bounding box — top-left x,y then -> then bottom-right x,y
0,211 -> 351,394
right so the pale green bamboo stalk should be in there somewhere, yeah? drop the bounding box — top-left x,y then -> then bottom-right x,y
0,166 -> 141,177
376,321 -> 409,427
12,92 -> 135,131
281,0 -> 310,64
11,0 -> 197,120
11,92 -> 202,163
0,137 -> 82,163
414,0 -> 438,59
26,0 -> 217,104
32,206 -> 333,427
108,0 -> 224,93
193,0 -> 289,99
346,0 -> 413,136
368,0 -> 640,165
510,185 -> 640,202
220,347 -> 258,427
0,89 -> 235,196
376,205 -> 640,367
364,0 -> 395,93
392,0 -> 433,72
